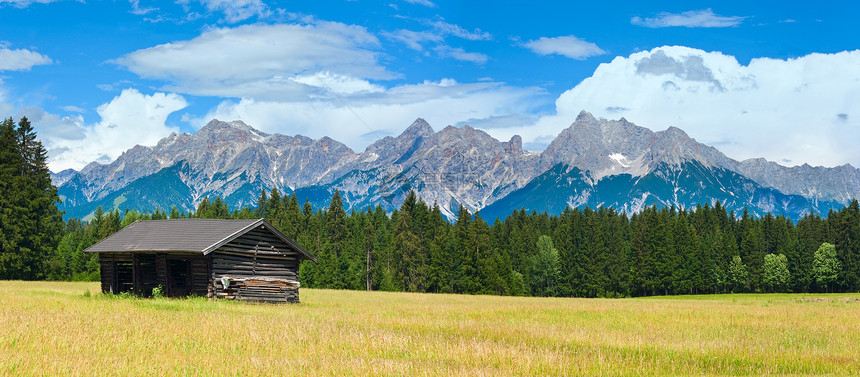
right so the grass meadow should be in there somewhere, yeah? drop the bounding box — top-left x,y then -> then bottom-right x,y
2,281 -> 859,376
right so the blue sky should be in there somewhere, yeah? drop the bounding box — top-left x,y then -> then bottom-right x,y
1,0 -> 859,171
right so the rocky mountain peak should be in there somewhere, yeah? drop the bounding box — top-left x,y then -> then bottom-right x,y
401,118 -> 434,138
660,126 -> 690,139
506,135 -> 523,155
575,110 -> 598,123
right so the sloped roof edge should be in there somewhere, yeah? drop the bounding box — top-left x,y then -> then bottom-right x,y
84,218 -> 316,262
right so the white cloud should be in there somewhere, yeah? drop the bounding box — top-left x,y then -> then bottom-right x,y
434,45 -> 488,64
385,19 -> 491,58
177,0 -> 269,23
382,29 -> 443,51
402,0 -> 436,8
523,35 -> 605,60
0,0 -> 60,7
290,71 -> 384,95
198,80 -> 541,152
40,89 -> 187,171
61,105 -> 86,113
17,106 -> 85,141
429,20 -> 492,41
115,22 -> 390,100
128,0 -> 157,15
0,47 -> 52,71
631,9 -> 746,28
512,46 -> 860,168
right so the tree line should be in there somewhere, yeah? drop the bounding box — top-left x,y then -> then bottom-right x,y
2,116 -> 858,296
45,187 -> 860,297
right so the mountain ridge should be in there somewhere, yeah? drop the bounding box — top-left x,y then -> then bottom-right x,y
52,112 -> 860,220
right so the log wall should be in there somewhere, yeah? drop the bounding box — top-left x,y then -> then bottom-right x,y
99,252 -> 209,297
133,254 -> 158,296
99,253 -> 133,294
210,227 -> 303,303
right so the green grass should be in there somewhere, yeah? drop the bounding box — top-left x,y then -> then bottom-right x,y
2,281 -> 859,376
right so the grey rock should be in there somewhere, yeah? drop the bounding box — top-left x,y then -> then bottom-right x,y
53,112 -> 859,219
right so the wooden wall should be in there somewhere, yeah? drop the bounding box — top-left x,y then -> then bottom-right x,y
210,227 -> 303,303
99,252 -> 209,297
99,253 -> 133,294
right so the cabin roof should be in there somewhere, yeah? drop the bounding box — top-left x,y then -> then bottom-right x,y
83,218 -> 316,262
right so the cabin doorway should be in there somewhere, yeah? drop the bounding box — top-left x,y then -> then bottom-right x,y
166,259 -> 192,297
113,261 -> 133,293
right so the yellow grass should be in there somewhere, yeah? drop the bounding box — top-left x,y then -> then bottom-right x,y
2,281 -> 859,376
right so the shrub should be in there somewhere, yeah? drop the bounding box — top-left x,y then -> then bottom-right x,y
152,285 -> 165,298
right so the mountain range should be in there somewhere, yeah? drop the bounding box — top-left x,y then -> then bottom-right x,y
51,111 -> 860,221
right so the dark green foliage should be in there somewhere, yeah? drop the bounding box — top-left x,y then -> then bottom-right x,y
813,242 -> 840,292
0,117 -> 64,280
762,253 -> 790,292
265,192 -> 860,297
530,235 -> 559,297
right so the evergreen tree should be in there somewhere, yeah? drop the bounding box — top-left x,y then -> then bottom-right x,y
319,190 -> 348,288
0,117 -> 63,279
830,201 -> 860,291
169,205 -> 182,219
452,205 -> 474,293
391,209 -> 424,291
531,235 -> 560,297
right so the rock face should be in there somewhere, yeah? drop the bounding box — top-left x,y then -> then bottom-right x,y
299,119 -> 540,218
734,158 -> 860,205
58,119 -> 357,215
57,118 -> 541,219
54,112 -> 859,220
540,111 -> 736,180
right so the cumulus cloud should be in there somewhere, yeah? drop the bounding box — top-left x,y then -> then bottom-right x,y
512,46 -> 860,168
197,79 -> 541,152
523,35 -> 605,60
114,22 -> 390,100
0,47 -> 52,71
39,89 -> 187,171
631,9 -> 746,28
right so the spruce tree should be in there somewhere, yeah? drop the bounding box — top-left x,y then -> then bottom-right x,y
0,117 -> 63,279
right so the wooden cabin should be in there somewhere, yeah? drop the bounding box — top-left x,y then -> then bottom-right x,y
84,218 -> 316,303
